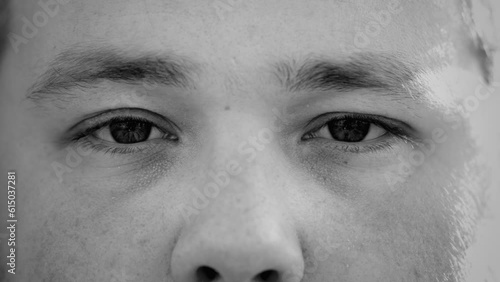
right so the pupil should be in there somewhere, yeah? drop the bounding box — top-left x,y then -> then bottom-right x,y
327,119 -> 370,142
109,120 -> 152,144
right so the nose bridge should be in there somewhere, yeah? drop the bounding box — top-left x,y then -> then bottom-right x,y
171,114 -> 305,282
203,167 -> 280,227
196,144 -> 288,239
199,109 -> 288,228
207,109 -> 279,176
211,109 -> 276,150
194,110 -> 280,206
196,110 -> 289,236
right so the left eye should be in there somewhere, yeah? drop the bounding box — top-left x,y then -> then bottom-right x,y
309,118 -> 387,142
94,119 -> 165,144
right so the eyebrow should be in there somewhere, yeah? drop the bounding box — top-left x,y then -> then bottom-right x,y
28,46 -> 197,103
28,47 -> 425,106
274,53 -> 424,98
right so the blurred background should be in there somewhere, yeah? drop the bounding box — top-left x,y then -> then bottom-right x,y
466,1 -> 500,281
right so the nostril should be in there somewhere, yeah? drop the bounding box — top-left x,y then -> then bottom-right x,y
196,266 -> 220,282
255,270 -> 279,282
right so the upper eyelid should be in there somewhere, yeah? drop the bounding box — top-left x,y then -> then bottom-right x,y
304,113 -> 398,132
90,116 -> 163,135
66,108 -> 180,141
302,112 -> 419,143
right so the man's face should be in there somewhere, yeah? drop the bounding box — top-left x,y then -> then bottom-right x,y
0,0 -> 495,281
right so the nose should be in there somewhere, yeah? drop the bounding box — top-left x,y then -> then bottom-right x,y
171,219 -> 304,282
170,180 -> 304,282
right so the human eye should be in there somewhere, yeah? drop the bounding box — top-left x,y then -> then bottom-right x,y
301,112 -> 414,153
66,108 -> 180,155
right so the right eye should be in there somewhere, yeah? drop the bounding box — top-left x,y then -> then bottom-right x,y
68,108 -> 180,155
93,117 -> 169,144
311,118 -> 388,143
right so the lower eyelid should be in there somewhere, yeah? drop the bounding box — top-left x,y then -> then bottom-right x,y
332,139 -> 396,154
302,131 -> 403,154
75,137 -> 163,155
71,128 -> 171,155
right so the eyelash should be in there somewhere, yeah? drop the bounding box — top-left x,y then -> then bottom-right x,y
69,111 -> 415,156
301,113 -> 415,154
70,115 -> 178,155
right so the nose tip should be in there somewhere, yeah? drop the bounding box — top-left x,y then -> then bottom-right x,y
170,225 -> 305,282
195,266 -> 280,282
170,161 -> 304,282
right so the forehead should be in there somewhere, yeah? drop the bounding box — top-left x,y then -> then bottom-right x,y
12,0 -> 469,68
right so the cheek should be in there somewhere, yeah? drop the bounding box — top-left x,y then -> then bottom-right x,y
22,180 -> 184,281
357,163 -> 477,278
13,140 -> 191,279
295,149 -> 478,280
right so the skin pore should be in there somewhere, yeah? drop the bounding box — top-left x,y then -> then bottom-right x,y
0,0 -> 497,281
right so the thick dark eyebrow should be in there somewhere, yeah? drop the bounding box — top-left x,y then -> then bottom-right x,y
27,46 -> 197,103
274,53 -> 424,98
29,48 -> 425,106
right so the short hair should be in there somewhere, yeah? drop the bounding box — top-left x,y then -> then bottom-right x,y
0,0 -> 496,82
